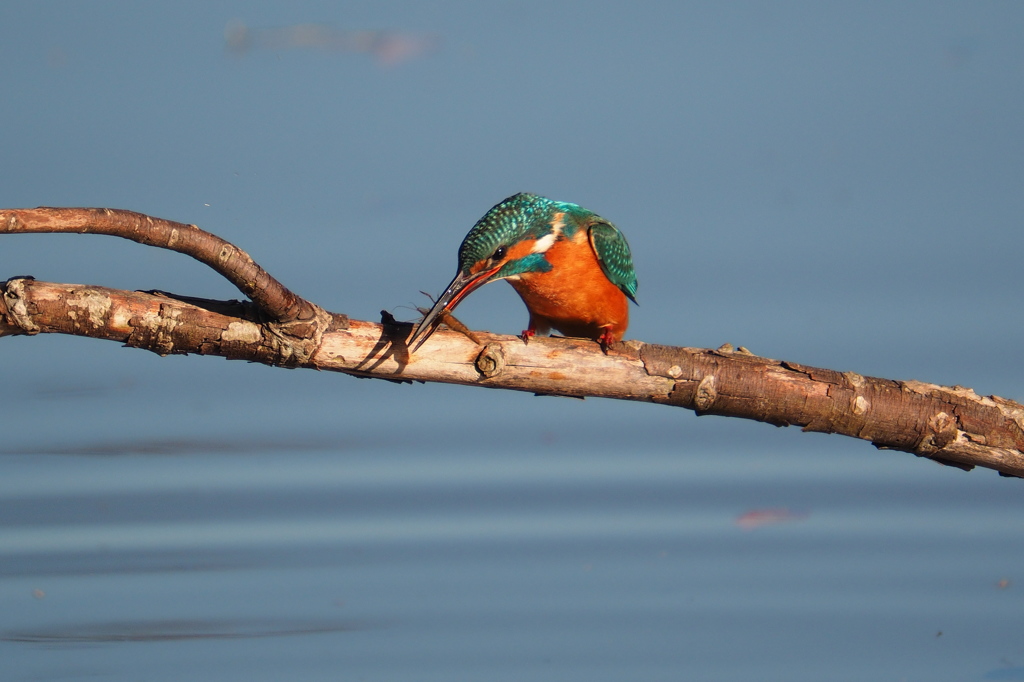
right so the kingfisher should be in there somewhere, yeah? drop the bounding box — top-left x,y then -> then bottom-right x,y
409,193 -> 637,353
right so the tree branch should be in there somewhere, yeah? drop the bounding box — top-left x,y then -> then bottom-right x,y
1,207 -> 339,365
3,207 -> 1023,478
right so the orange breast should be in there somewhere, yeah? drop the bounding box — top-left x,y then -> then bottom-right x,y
506,231 -> 630,343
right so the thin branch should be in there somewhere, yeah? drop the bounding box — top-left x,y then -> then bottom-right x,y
0,207 -> 332,327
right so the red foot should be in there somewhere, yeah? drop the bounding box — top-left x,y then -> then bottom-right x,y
520,328 -> 536,345
598,328 -> 615,353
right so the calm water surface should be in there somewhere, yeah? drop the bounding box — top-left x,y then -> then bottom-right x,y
2,415 -> 1022,682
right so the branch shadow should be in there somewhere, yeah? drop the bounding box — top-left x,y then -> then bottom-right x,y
140,290 -> 264,322
351,310 -> 414,382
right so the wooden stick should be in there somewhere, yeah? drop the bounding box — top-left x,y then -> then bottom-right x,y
1,207 -> 330,327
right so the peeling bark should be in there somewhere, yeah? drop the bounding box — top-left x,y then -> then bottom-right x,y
3,207 -> 1024,478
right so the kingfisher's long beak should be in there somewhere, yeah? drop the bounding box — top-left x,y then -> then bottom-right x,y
408,266 -> 500,352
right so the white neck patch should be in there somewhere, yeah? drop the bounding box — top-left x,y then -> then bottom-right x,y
530,212 -> 565,254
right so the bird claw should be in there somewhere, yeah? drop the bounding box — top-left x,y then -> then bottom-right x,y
520,329 -> 536,345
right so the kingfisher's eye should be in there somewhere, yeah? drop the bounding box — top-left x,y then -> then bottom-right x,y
492,246 -> 507,261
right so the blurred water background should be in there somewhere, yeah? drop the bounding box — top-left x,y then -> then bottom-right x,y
2,3 -> 1023,680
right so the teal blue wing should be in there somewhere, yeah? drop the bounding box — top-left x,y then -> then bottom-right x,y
588,220 -> 638,303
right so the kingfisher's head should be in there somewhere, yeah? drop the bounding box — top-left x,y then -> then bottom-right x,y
457,192 -> 574,278
409,193 -> 587,351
